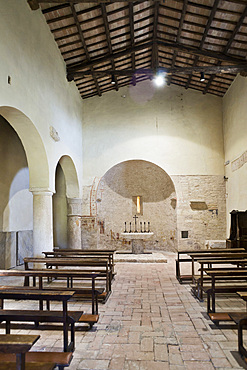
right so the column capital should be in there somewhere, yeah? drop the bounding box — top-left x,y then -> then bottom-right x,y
30,187 -> 54,196
67,198 -> 82,216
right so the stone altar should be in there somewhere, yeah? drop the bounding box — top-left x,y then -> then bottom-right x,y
121,232 -> 154,254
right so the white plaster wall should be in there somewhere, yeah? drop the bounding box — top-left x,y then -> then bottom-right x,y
223,75 -> 247,233
0,0 -> 83,194
82,80 -> 224,185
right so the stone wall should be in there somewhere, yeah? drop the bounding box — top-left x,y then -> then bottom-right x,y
173,175 -> 226,251
81,173 -> 226,252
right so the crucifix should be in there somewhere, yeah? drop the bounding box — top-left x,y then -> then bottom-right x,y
133,214 -> 138,232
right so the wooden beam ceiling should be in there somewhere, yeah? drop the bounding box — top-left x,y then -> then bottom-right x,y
29,0 -> 247,99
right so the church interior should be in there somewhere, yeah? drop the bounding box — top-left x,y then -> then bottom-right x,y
1,0 -> 247,368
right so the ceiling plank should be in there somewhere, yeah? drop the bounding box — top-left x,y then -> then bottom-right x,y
129,2 -> 136,86
67,38 -> 246,79
203,3 -> 247,94
185,0 -> 221,89
167,0 -> 188,86
101,3 -> 119,91
71,64 -> 247,78
70,3 -> 101,96
67,40 -> 153,78
151,1 -> 159,73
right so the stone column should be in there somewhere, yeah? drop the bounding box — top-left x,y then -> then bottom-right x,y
32,190 -> 53,257
67,198 -> 82,249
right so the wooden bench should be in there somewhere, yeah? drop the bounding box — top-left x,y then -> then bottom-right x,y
176,248 -> 245,283
191,258 -> 247,300
203,268 -> 247,313
0,289 -> 78,352
45,249 -> 116,274
0,352 -> 72,370
24,257 -> 112,301
0,269 -> 101,315
0,334 -> 56,370
229,312 -> 247,360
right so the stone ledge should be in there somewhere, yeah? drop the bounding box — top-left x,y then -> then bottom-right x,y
115,252 -> 167,263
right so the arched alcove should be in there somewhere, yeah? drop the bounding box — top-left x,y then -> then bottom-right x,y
59,155 -> 80,199
53,155 -> 81,249
96,160 -> 177,251
0,106 -> 49,191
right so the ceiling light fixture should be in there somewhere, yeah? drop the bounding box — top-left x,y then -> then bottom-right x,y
200,72 -> 205,82
153,73 -> 165,87
111,74 -> 116,85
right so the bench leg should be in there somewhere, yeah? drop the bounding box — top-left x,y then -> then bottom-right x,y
71,322 -> 75,351
63,322 -> 69,352
6,321 -> 10,334
16,353 -> 25,370
239,318 -> 247,358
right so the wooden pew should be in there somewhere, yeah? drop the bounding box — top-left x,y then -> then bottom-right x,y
176,248 -> 245,283
24,257 -> 112,301
229,292 -> 247,361
0,269 -> 100,315
203,268 -> 247,314
191,257 -> 247,300
47,249 -> 116,274
0,289 -> 78,352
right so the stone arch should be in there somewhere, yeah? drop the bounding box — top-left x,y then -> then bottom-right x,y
96,159 -> 178,252
0,106 -> 49,190
57,155 -> 80,198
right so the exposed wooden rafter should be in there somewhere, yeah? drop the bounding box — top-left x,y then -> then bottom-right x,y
167,0 -> 188,86
101,3 -> 119,91
67,38 -> 246,80
30,0 -> 247,98
203,3 -> 247,94
185,0 -> 221,89
70,3 -> 101,96
70,64 -> 247,78
129,3 -> 136,86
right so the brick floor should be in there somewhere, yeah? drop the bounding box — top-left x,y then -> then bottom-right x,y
1,253 -> 247,369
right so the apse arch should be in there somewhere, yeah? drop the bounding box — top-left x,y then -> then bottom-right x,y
96,159 -> 178,252
0,106 -> 49,190
57,155 -> 80,198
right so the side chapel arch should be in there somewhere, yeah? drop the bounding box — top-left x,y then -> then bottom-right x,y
53,155 -> 81,249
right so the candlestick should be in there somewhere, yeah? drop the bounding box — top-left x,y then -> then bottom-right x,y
124,222 -> 127,233
144,222 -> 146,232
129,222 -> 132,233
148,222 -> 150,233
140,222 -> 142,233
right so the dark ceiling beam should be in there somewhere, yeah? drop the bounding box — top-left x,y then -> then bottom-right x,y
203,3 -> 247,94
67,40 -> 153,79
151,1 -> 159,73
27,0 -> 39,10
70,3 -> 101,96
71,64 -> 247,78
157,39 -> 246,64
32,0 -> 162,5
101,3 -> 119,91
42,4 -> 69,13
129,2 -> 136,86
67,38 -> 246,80
185,0 -> 221,89
167,0 -> 188,86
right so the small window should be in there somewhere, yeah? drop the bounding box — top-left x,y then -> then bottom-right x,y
132,196 -> 143,215
181,231 -> 188,239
